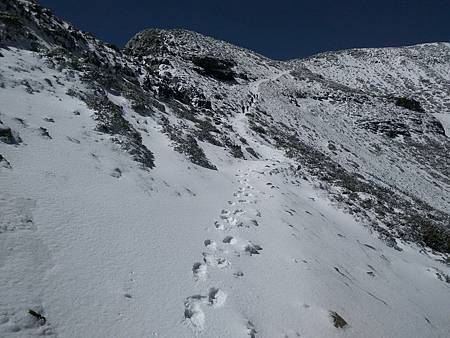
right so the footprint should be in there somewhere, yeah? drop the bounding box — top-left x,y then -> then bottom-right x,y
192,262 -> 207,281
235,219 -> 258,228
110,168 -> 122,178
246,320 -> 257,337
217,257 -> 231,268
233,209 -> 246,215
184,289 -> 227,330
203,253 -> 230,268
223,236 -> 237,244
245,243 -> 263,256
229,217 -> 243,227
208,288 -> 227,308
215,221 -> 226,230
204,239 -> 217,250
184,296 -> 206,331
220,210 -> 231,219
203,253 -> 217,266
248,219 -> 259,227
233,271 -> 244,278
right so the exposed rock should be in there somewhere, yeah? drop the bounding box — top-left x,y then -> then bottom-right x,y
330,311 -> 348,328
192,56 -> 237,82
394,97 -> 425,113
85,94 -> 155,169
360,120 -> 411,138
0,154 -> 12,168
0,127 -> 21,144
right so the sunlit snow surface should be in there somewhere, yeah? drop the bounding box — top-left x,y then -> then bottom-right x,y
1,48 -> 449,338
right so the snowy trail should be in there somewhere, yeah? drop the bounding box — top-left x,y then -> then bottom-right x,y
233,69 -> 292,161
180,68 -> 450,337
1,44 -> 449,338
183,70 -> 294,333
184,165 -> 264,332
245,69 -> 291,112
180,158 -> 450,337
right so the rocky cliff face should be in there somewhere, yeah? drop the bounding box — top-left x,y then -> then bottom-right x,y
1,1 -> 449,337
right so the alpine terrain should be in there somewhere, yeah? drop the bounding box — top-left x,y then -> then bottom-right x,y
0,1 -> 449,337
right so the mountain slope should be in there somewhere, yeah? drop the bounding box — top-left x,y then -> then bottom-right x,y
0,1 -> 449,337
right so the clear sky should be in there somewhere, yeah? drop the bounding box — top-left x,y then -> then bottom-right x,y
38,0 -> 450,60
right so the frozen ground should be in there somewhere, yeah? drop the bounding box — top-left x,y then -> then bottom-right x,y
1,48 -> 449,338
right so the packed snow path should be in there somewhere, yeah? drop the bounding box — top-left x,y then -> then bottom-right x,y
184,168 -> 263,331
242,70 -> 291,115
184,70 -> 294,333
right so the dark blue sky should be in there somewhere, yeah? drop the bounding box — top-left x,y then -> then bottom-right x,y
38,0 -> 450,60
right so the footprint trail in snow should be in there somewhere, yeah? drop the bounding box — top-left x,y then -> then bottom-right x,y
183,166 -> 263,332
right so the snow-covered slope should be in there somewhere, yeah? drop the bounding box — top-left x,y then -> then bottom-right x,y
1,1 -> 449,337
295,43 -> 450,134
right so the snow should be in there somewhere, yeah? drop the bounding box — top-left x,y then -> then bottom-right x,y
434,113 -> 450,136
1,45 -> 449,338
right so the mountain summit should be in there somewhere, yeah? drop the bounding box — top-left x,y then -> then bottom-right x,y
1,1 -> 449,337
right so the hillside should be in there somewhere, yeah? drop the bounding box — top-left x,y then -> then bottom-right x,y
0,1 -> 449,337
